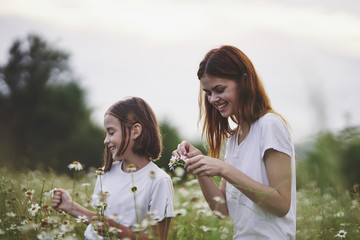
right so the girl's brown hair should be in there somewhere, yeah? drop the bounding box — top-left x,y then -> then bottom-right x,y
103,97 -> 162,172
197,45 -> 273,158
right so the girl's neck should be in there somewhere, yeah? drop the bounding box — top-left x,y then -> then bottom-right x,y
121,155 -> 150,173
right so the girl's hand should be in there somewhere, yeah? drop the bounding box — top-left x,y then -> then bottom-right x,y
51,188 -> 72,213
172,140 -> 202,158
185,155 -> 224,177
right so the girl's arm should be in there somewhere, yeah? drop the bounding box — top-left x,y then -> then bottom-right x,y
94,216 -> 172,240
186,149 -> 292,217
52,188 -> 97,224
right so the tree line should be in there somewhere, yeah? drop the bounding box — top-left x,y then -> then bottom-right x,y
0,34 -> 204,174
1,34 -> 358,192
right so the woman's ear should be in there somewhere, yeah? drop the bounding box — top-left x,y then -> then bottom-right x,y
131,123 -> 142,140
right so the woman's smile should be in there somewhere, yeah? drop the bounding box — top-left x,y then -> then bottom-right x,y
200,75 -> 239,118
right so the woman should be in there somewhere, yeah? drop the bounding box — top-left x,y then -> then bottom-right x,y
173,45 -> 296,239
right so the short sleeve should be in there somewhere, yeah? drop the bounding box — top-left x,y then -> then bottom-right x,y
260,114 -> 293,159
149,176 -> 175,220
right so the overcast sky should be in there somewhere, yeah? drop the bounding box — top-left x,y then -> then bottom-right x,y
1,0 -> 359,144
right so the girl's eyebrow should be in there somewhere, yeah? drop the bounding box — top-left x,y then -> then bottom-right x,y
106,126 -> 115,131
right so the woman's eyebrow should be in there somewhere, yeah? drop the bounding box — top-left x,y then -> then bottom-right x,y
203,84 -> 221,92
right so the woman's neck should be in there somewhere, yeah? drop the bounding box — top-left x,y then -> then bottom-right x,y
237,123 -> 250,144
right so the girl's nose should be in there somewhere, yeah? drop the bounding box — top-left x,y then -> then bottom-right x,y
104,136 -> 109,145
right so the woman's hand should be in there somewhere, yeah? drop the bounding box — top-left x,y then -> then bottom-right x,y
51,188 -> 72,213
172,140 -> 202,158
185,155 -> 225,177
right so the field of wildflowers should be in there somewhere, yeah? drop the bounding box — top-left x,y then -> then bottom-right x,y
0,164 -> 359,239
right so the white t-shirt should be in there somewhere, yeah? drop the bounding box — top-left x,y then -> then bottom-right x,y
84,161 -> 175,239
225,113 -> 296,240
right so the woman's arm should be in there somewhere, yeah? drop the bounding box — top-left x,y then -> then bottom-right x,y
174,141 -> 228,218
197,176 -> 228,217
52,188 -> 97,224
186,149 -> 292,217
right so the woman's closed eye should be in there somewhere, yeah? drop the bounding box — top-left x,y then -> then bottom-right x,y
214,86 -> 225,94
203,90 -> 211,96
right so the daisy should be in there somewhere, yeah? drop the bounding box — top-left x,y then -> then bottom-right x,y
149,170 -> 156,180
335,211 -> 345,218
168,155 -> 188,170
24,189 -> 35,199
127,164 -> 136,173
6,212 -> 16,217
110,213 -> 123,221
213,210 -> 227,219
76,215 -> 88,223
174,209 -> 187,217
174,167 -> 185,177
201,225 -> 214,232
213,196 -> 225,204
335,230 -> 347,238
109,227 -> 122,235
68,161 -> 83,171
28,203 -> 41,216
95,168 -> 104,176
60,220 -> 74,232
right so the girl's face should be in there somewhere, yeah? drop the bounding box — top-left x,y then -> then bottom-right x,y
103,114 -> 130,161
200,75 -> 240,118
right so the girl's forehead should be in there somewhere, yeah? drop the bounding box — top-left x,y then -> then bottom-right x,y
104,114 -> 121,127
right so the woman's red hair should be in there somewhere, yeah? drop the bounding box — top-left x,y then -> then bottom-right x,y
197,45 -> 273,158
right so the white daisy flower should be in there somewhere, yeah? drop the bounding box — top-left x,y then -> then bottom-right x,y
76,215 -> 88,223
68,161 -> 83,171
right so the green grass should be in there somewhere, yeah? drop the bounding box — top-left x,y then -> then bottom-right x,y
0,167 -> 359,239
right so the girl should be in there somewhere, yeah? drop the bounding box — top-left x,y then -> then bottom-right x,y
52,97 -> 175,239
173,45 -> 296,239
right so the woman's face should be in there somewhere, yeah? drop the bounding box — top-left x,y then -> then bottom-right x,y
200,75 -> 240,118
103,114 -> 129,161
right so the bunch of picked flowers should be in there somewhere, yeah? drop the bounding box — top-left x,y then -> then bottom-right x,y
168,155 -> 188,170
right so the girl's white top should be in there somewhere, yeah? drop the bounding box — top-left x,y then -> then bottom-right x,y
84,161 -> 175,239
225,113 -> 296,240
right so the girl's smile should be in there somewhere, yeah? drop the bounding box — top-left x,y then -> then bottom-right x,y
104,114 -> 128,161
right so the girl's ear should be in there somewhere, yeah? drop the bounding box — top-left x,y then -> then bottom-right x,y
131,123 -> 142,140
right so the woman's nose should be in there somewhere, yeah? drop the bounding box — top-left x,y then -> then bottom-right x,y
209,94 -> 218,104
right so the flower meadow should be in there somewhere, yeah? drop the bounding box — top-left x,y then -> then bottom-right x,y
0,164 -> 359,240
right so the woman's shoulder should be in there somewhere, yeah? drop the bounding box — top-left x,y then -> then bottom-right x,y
257,112 -> 288,129
259,112 -> 284,123
258,112 -> 293,143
